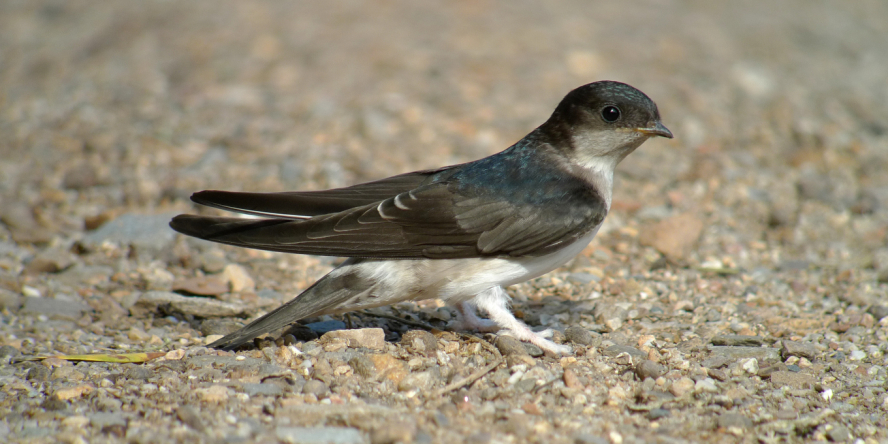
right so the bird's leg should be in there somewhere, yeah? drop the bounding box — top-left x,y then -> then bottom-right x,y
472,286 -> 572,355
451,301 -> 500,333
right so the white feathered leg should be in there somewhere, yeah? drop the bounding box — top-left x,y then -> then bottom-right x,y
470,286 -> 572,355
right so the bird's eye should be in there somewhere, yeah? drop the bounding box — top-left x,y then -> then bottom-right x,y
601,105 -> 621,122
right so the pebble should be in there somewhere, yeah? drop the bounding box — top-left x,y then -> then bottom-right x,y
172,276 -> 229,296
22,297 -> 92,320
647,409 -> 671,420
867,305 -> 888,321
130,291 -> 247,318
0,288 -> 22,311
495,335 -> 531,357
398,370 -> 439,392
711,335 -> 764,347
635,359 -> 665,381
276,426 -> 366,444
825,424 -> 851,442
782,340 -> 818,361
320,328 -> 385,350
302,380 -> 329,397
242,383 -> 284,397
603,345 -> 647,361
638,213 -> 704,260
848,350 -> 866,361
717,413 -> 751,431
348,355 -> 377,378
739,358 -> 759,374
89,412 -> 127,428
564,326 -> 596,346
708,346 -> 781,362
400,330 -> 438,357
222,264 -> 256,292
670,377 -> 695,397
176,406 -> 205,431
695,378 -> 718,393
371,421 -> 416,444
23,247 -> 76,274
80,212 -> 179,255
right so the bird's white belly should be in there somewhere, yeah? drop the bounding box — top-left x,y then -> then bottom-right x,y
334,227 -> 599,310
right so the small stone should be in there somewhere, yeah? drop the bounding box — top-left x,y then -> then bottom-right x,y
606,386 -> 629,405
711,335 -> 764,347
130,291 -> 247,318
172,276 -> 228,296
638,213 -> 704,260
708,346 -> 781,362
275,426 -> 365,444
222,264 -> 255,292
670,377 -> 695,397
563,368 -> 584,389
647,409 -> 670,420
707,368 -> 728,381
0,345 -> 21,359
0,288 -> 22,311
177,406 -> 205,431
22,297 -> 92,320
81,212 -> 179,255
196,385 -> 230,403
371,421 -> 416,444
369,354 -> 408,385
782,340 -> 818,361
826,425 -> 851,442
695,378 -> 718,393
61,415 -> 90,428
574,434 -> 609,444
775,409 -> 797,420
348,355 -> 377,378
564,326 -> 595,346
495,336 -> 531,357
243,382 -> 283,397
398,370 -> 438,392
848,350 -> 866,361
867,305 -> 888,321
199,250 -> 228,273
89,412 -> 127,428
302,380 -> 329,397
739,358 -> 759,374
27,366 -> 52,382
635,359 -> 665,381
320,328 -> 385,350
603,345 -> 647,361
717,413 -> 751,431
62,163 -> 105,189
401,330 -> 438,357
23,248 -> 76,275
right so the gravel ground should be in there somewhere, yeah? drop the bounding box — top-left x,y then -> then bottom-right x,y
2,1 -> 888,443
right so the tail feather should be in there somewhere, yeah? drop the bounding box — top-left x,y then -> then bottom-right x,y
207,262 -> 370,350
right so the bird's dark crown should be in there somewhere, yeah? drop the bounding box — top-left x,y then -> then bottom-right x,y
540,80 -> 663,142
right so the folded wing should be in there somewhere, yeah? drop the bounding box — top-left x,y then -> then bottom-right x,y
170,180 -> 605,259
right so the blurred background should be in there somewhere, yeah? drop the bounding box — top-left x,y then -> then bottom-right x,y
1,0 -> 887,284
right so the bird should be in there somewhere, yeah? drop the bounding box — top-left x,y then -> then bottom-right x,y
170,80 -> 672,355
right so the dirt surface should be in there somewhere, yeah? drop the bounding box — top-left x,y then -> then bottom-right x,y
2,1 -> 888,443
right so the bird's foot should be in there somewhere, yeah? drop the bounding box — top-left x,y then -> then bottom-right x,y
468,289 -> 573,356
499,325 -> 572,355
450,301 -> 501,333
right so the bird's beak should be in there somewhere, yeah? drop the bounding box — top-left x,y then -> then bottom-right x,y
635,121 -> 673,139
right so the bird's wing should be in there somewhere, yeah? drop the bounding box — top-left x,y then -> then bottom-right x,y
189,169 -> 449,219
170,180 -> 606,259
